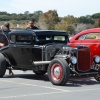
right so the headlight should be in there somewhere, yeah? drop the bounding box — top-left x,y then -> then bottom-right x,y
94,56 -> 100,63
70,56 -> 77,64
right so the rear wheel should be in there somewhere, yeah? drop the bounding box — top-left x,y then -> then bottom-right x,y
0,53 -> 6,77
48,58 -> 70,86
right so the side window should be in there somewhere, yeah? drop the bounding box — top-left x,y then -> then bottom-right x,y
46,36 -> 52,40
16,35 -> 32,44
36,35 -> 66,41
77,34 -> 86,40
36,36 -> 53,41
54,36 -> 65,41
85,33 -> 99,40
10,35 -> 16,43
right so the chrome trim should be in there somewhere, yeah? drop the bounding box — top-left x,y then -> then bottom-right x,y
33,61 -> 51,65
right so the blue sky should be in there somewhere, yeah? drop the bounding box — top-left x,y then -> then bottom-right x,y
0,0 -> 100,17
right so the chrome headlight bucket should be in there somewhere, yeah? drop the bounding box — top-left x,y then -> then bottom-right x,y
62,46 -> 72,51
94,56 -> 100,64
70,56 -> 77,64
62,46 -> 72,55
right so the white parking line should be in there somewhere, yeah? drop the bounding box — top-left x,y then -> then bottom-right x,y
72,88 -> 100,92
0,80 -> 71,92
0,86 -> 100,99
0,91 -> 65,99
0,79 -> 100,99
1,80 -> 100,92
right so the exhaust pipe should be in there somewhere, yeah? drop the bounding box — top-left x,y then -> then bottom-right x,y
32,61 -> 51,65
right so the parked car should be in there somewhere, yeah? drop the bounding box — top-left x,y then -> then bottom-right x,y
0,29 -> 99,86
69,28 -> 100,65
70,28 -> 100,48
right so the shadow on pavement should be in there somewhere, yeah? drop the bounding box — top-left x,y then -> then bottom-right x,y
3,73 -> 100,87
66,77 -> 100,87
4,73 -> 49,81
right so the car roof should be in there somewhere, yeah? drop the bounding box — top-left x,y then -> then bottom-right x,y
9,29 -> 69,36
70,28 -> 100,41
78,28 -> 100,35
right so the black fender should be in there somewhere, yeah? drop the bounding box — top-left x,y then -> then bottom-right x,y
2,53 -> 17,66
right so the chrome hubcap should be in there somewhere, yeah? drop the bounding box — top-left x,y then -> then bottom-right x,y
51,63 -> 63,81
54,67 -> 61,78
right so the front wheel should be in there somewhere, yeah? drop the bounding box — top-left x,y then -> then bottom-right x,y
48,58 -> 70,86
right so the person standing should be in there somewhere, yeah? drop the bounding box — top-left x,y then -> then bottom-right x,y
0,22 -> 11,47
26,19 -> 39,30
0,22 -> 14,75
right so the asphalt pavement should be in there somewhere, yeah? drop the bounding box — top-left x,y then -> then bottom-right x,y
0,70 -> 100,100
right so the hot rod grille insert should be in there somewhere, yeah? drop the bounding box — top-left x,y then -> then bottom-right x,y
78,48 -> 91,71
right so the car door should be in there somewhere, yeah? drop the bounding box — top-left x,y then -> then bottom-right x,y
9,34 -> 33,68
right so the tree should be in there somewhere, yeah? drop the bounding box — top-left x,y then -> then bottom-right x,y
93,18 -> 100,28
0,11 -> 8,15
10,13 -> 17,20
38,10 -> 59,29
34,11 -> 43,15
92,13 -> 100,19
74,23 -> 92,34
24,11 -> 30,15
55,15 -> 79,35
79,15 -> 94,24
0,15 -> 10,21
30,11 -> 43,22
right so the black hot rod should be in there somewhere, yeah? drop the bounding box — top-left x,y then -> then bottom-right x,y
0,29 -> 100,85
